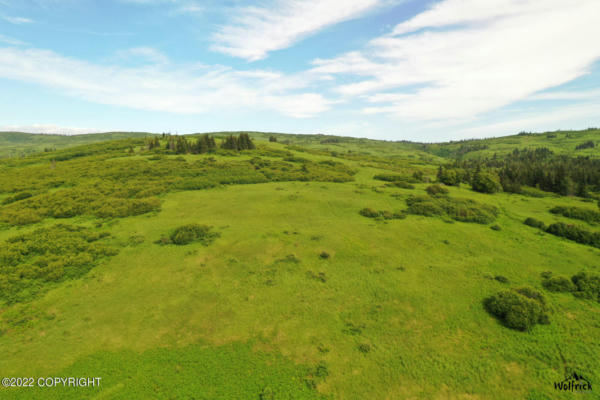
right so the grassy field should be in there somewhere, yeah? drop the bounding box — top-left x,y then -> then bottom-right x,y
0,130 -> 599,399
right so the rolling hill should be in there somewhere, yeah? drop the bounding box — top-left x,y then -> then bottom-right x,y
0,129 -> 599,399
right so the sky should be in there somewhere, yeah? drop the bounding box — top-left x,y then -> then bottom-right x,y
0,0 -> 599,142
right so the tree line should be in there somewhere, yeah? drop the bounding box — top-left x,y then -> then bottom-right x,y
147,133 -> 255,154
437,148 -> 600,196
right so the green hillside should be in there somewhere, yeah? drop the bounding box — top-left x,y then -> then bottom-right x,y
0,130 -> 599,399
0,132 -> 153,158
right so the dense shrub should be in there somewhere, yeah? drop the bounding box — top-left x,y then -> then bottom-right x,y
542,276 -> 575,292
425,184 -> 449,197
0,224 -> 117,304
158,224 -> 220,246
406,195 -> 497,224
1,191 -> 33,205
490,224 -> 501,231
472,171 -> 502,194
494,275 -> 509,284
575,140 -> 595,150
484,287 -> 549,331
545,222 -> 600,248
524,217 -> 546,230
550,206 -> 600,224
436,166 -> 464,186
571,271 -> 600,301
359,208 -> 406,220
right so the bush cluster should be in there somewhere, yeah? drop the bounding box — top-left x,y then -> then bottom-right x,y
471,171 -> 502,194
541,271 -> 600,301
0,144 -> 356,227
545,222 -> 600,248
425,184 -> 449,197
524,217 -> 546,230
405,195 -> 497,224
156,224 -> 220,246
484,287 -> 550,331
359,208 -> 406,220
550,206 -> 600,224
0,224 -> 117,304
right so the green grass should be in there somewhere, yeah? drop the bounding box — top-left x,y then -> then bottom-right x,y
0,130 -> 599,399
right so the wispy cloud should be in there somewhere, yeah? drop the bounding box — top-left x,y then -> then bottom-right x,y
116,46 -> 169,65
3,16 -> 34,24
0,46 -> 331,118
312,0 -> 600,121
211,0 -> 388,61
0,33 -> 26,45
0,123 -> 100,135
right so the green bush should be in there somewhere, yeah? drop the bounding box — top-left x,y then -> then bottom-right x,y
549,206 -> 600,224
359,208 -> 405,220
426,184 -> 449,197
472,171 -> 502,194
406,195 -> 497,224
571,271 -> 600,301
545,222 -> 600,248
524,217 -> 546,230
542,276 -> 575,292
494,275 -> 509,284
164,224 -> 220,246
0,224 -> 117,304
484,287 -> 549,331
490,224 -> 501,231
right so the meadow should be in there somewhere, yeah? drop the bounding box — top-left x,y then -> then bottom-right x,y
0,130 -> 599,399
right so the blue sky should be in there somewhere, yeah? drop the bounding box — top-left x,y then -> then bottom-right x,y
0,0 -> 599,141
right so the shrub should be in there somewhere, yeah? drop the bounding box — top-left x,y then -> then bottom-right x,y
484,287 -> 549,331
319,251 -> 330,259
472,171 -> 502,194
156,224 -> 220,246
549,206 -> 600,224
575,140 -> 595,150
524,217 -> 546,230
490,224 -> 501,231
546,222 -> 600,248
357,343 -> 371,354
406,195 -> 497,224
542,276 -> 575,292
1,192 -> 33,205
494,275 -> 509,284
359,208 -> 405,220
426,184 -> 449,197
571,271 -> 600,301
0,224 -> 117,304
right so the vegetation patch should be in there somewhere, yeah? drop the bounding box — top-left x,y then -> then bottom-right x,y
425,184 -> 449,197
541,271 -> 600,301
405,195 -> 497,224
0,224 -> 117,304
550,206 -> 600,224
156,224 -> 220,246
359,208 -> 406,220
484,287 -> 550,331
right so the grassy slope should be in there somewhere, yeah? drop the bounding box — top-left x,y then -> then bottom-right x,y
0,132 -> 599,399
0,132 -> 153,158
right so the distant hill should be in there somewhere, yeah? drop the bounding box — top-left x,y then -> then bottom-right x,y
2,127 -> 599,160
0,131 -> 154,158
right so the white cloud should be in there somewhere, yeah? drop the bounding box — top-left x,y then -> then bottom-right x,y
211,0 -> 387,61
116,46 -> 169,65
0,46 -> 331,118
0,33 -> 26,45
312,0 -> 600,121
0,123 -> 100,135
3,16 -> 34,24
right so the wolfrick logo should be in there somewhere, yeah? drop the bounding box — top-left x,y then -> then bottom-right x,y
554,371 -> 592,392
